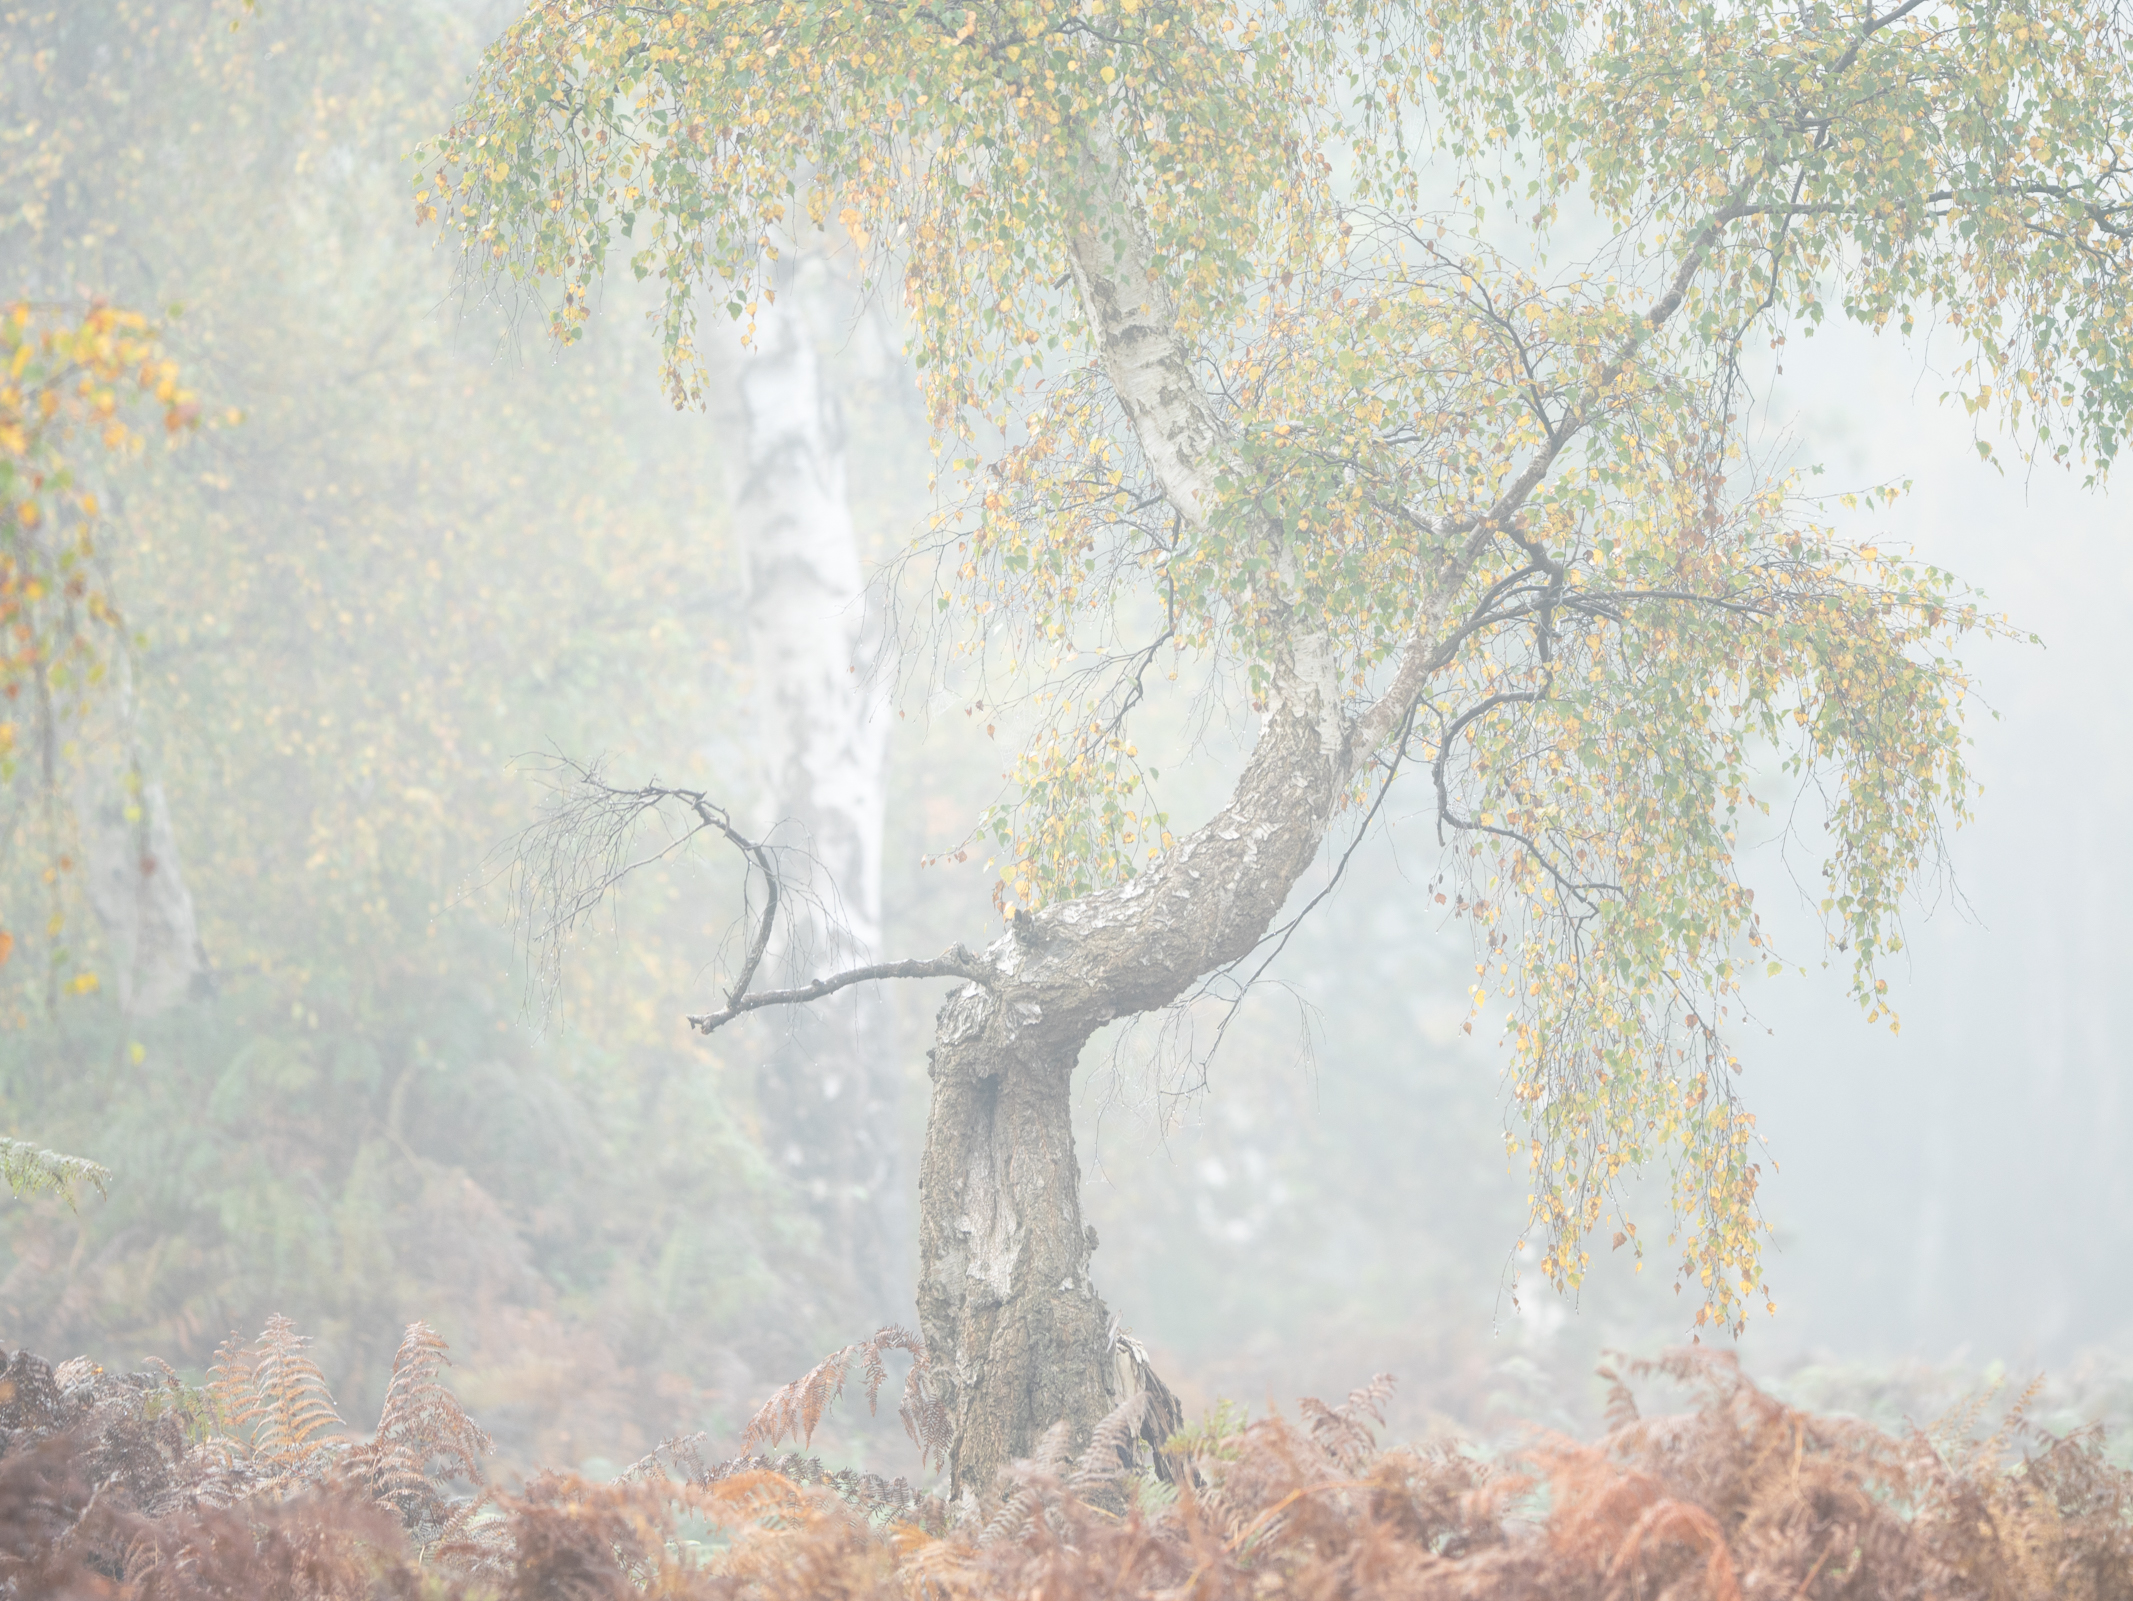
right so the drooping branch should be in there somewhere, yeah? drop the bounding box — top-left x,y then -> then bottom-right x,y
507,760 -> 780,1015
508,758 -> 995,1030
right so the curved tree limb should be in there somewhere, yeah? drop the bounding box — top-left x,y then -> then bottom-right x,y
508,761 -> 996,1034
687,945 -> 994,1035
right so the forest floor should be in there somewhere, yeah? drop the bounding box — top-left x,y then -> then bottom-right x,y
4,1320 -> 2130,1599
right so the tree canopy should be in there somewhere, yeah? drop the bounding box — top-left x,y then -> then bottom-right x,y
425,0 -> 2131,1339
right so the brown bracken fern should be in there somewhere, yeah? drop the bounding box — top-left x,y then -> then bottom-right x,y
342,1321 -> 492,1535
742,1324 -> 952,1471
204,1314 -> 346,1490
4,1332 -> 2131,1598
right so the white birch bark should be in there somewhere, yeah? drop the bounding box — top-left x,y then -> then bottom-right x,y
75,667 -> 207,1018
717,270 -> 904,1323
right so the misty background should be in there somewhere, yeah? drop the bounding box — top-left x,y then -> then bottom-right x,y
3,0 -> 2126,1477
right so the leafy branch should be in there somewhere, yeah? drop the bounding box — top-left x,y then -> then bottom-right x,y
0,1135 -> 111,1205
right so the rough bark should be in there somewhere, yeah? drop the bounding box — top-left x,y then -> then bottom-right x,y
915,643 -> 1365,1492
916,153 -> 1384,1499
722,274 -> 905,1325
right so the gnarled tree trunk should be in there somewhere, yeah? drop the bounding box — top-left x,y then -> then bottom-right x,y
914,152 -> 1390,1495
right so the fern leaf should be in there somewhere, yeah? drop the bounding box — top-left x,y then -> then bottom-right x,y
743,1343 -> 854,1454
1069,1392 -> 1147,1494
744,1325 -> 950,1471
212,1314 -> 347,1477
349,1320 -> 491,1524
1609,1498 -> 1743,1601
898,1359 -> 951,1472
0,1136 -> 110,1205
1305,1371 -> 1395,1469
1596,1361 -> 1641,1432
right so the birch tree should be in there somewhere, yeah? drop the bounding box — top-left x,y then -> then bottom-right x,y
428,0 -> 2133,1495
719,264 -> 905,1324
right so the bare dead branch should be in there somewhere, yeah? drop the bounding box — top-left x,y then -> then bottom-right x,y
687,945 -> 993,1035
506,758 -> 780,1018
508,756 -> 995,1033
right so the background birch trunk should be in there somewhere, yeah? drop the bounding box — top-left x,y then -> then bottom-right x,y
75,664 -> 208,1019
720,272 -> 905,1327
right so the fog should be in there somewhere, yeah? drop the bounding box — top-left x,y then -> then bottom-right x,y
3,0 -> 2127,1484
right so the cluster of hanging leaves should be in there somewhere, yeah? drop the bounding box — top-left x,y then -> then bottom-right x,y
1415,0 -> 2133,473
0,299 -> 202,995
0,301 -> 199,769
7,1336 -> 2131,1598
424,0 -> 2130,1333
414,0 -> 1313,416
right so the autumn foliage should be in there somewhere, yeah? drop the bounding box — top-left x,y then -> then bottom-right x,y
3,1320 -> 2127,1599
1,300 -> 200,714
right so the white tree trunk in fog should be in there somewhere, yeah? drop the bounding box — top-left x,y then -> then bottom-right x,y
721,274 -> 903,1323
76,673 -> 207,1018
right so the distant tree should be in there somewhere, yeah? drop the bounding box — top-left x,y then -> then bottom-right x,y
432,0 -> 2133,1495
2,300 -> 204,1010
717,266 -> 908,1327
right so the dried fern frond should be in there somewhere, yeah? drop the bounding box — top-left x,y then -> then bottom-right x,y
1301,1371 -> 1395,1471
7,1335 -> 2131,1600
205,1315 -> 348,1484
344,1320 -> 490,1530
1608,1497 -> 1743,1601
704,1470 -> 905,1600
617,1431 -> 718,1486
978,1477 -> 1044,1548
1595,1360 -> 1641,1431
434,1471 -> 704,1595
1068,1393 -> 1147,1497
117,1484 -> 421,1600
744,1325 -> 950,1472
621,1437 -> 940,1537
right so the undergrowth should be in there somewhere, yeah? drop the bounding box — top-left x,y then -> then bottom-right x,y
1,1323 -> 2127,1598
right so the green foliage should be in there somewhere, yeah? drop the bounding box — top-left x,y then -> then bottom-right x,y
1418,0 -> 2133,473
415,0 -> 1308,421
0,1134 -> 109,1205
